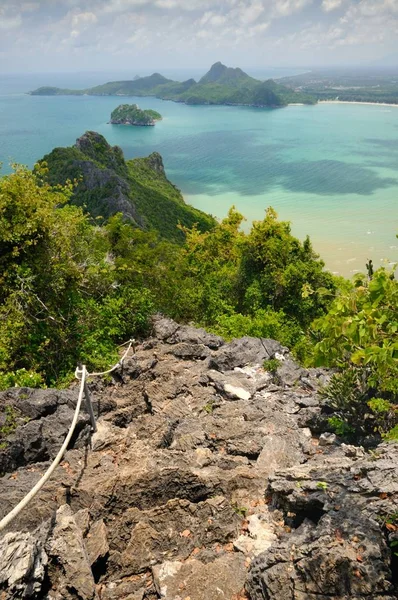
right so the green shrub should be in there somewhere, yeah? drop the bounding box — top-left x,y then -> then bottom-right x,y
0,369 -> 44,391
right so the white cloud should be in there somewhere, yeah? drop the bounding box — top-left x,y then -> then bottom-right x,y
71,11 -> 97,27
239,1 -> 264,25
273,0 -> 313,17
1,0 -> 397,71
322,0 -> 344,12
0,14 -> 22,30
199,11 -> 227,26
101,0 -> 150,14
20,2 -> 40,12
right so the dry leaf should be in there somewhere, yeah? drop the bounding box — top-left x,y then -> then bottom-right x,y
180,529 -> 191,538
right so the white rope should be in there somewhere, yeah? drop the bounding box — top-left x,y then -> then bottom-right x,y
0,339 -> 136,532
0,366 -> 87,533
87,338 -> 134,377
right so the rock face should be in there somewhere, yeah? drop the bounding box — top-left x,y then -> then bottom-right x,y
247,443 -> 398,600
40,132 -> 215,243
0,317 -> 396,600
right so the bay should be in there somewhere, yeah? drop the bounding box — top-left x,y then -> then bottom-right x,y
0,72 -> 397,277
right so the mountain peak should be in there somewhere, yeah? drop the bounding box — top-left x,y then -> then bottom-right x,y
199,62 -> 254,86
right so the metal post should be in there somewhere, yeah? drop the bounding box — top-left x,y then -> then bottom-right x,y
78,362 -> 97,432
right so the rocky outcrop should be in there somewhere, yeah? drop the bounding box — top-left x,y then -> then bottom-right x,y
0,317 -> 396,599
247,443 -> 398,600
40,132 -> 215,243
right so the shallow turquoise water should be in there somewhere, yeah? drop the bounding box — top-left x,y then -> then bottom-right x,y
0,73 -> 397,276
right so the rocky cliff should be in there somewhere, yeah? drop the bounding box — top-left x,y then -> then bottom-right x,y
0,318 -> 397,599
41,132 -> 215,243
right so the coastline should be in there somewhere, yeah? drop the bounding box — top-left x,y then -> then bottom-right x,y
319,100 -> 398,108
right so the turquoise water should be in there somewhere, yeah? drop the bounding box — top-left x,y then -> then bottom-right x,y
0,73 -> 397,276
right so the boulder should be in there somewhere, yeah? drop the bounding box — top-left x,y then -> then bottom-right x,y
209,337 -> 287,372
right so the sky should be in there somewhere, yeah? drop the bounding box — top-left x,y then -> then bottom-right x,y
0,0 -> 397,73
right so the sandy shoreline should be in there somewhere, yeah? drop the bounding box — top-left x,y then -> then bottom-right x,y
319,100 -> 398,108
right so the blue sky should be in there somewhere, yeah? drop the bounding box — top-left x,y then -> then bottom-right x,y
0,0 -> 397,73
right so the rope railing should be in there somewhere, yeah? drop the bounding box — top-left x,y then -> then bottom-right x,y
0,338 -> 135,533
0,366 -> 87,533
87,338 -> 135,377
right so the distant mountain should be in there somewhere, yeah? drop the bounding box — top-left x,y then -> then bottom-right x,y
29,62 -> 317,107
199,61 -> 256,87
40,131 -> 215,242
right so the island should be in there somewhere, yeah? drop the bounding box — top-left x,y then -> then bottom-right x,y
110,104 -> 162,126
29,62 -> 317,108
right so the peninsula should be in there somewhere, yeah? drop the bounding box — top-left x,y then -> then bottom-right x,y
110,104 -> 162,126
29,61 -> 317,108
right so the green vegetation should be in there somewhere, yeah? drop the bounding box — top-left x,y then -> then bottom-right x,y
279,68 -> 398,105
316,481 -> 328,491
110,104 -> 162,126
40,131 -> 215,244
263,359 -> 280,374
29,62 -> 317,107
0,405 -> 19,449
0,133 -> 396,444
316,268 -> 398,442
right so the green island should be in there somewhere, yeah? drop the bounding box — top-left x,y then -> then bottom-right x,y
29,61 -> 317,107
0,131 -> 397,446
110,104 -> 162,126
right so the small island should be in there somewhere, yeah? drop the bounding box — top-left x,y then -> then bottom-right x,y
110,104 -> 162,126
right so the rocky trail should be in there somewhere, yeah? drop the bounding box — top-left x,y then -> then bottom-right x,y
0,317 -> 397,600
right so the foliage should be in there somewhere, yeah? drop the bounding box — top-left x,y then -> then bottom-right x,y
263,359 -> 280,374
29,63 -> 317,106
173,207 -> 336,334
110,104 -> 162,125
0,166 -> 154,385
0,369 -> 44,391
2,144 -> 395,455
41,133 -> 215,244
316,481 -> 328,491
279,71 -> 398,105
315,269 -> 398,440
0,405 -> 19,449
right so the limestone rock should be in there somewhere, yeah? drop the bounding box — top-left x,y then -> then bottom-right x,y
86,519 -> 109,566
247,443 -> 398,600
0,531 -> 47,598
48,504 -> 96,600
319,432 -> 337,446
153,554 -> 247,600
209,336 -> 287,372
0,318 -> 396,600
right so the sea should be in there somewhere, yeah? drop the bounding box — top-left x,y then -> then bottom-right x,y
0,69 -> 397,277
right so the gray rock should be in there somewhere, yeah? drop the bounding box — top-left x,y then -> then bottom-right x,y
153,316 -> 224,349
48,504 -> 96,600
86,519 -> 109,566
247,443 -> 398,600
341,443 -> 366,458
167,342 -> 210,360
319,432 -> 337,446
1,318 -> 395,600
276,359 -> 306,387
209,336 -> 287,372
153,554 -> 247,600
0,530 -> 47,598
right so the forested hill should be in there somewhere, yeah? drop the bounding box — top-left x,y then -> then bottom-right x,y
40,131 -> 215,242
278,68 -> 398,104
29,61 -> 317,107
